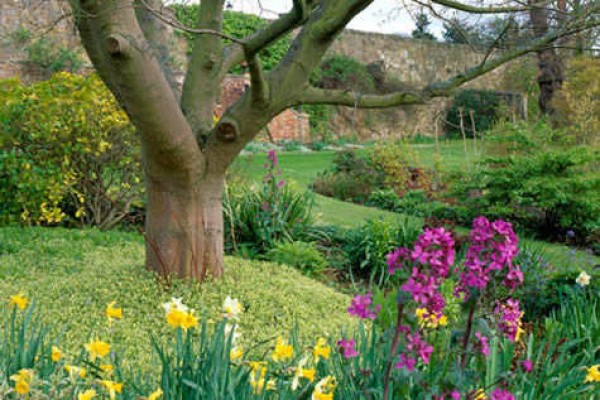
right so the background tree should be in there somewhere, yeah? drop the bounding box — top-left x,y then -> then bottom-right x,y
65,0 -> 599,281
412,12 -> 437,40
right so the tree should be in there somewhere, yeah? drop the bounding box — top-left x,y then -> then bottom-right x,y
65,0 -> 599,280
412,12 -> 437,40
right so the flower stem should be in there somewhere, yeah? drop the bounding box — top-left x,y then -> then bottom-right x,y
461,301 -> 477,368
383,302 -> 405,400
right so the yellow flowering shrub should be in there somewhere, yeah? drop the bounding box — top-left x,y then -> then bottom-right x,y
552,57 -> 600,146
0,73 -> 142,228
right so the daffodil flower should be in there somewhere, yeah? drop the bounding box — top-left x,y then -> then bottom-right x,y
78,389 -> 97,400
148,388 -> 164,400
271,337 -> 293,362
312,376 -> 337,400
291,356 -> 316,391
313,338 -> 331,362
222,296 -> 242,321
51,346 -> 62,362
9,293 -> 29,310
85,339 -> 111,362
10,369 -> 33,395
100,380 -> 123,400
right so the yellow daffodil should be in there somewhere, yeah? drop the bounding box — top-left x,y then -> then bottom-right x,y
85,339 -> 111,361
10,369 -> 33,395
576,271 -> 591,287
100,364 -> 114,375
272,337 -> 293,362
78,389 -> 97,400
9,293 -> 29,310
585,364 -> 600,383
313,338 -> 331,362
230,346 -> 244,362
106,301 -> 124,320
51,346 -> 62,362
312,376 -> 337,400
473,389 -> 487,400
292,357 -> 316,390
100,380 -> 123,400
222,296 -> 243,320
415,308 -> 448,329
148,388 -> 163,400
163,298 -> 198,330
65,365 -> 87,380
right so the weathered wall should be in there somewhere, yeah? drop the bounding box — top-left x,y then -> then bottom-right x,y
0,1 -> 530,141
325,30 -> 526,139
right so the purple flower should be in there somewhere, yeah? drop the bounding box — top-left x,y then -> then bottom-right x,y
451,391 -> 461,400
495,298 -> 523,342
277,179 -> 286,189
395,354 -> 416,371
261,202 -> 270,212
347,293 -> 380,320
521,359 -> 533,372
475,332 -> 490,357
337,338 -> 358,358
267,149 -> 278,167
386,247 -> 409,275
406,332 -> 433,364
491,389 -> 515,400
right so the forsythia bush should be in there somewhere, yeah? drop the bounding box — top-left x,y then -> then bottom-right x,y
0,73 -> 142,228
553,57 -> 600,146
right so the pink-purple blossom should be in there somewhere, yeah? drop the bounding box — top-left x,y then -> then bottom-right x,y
521,359 -> 533,372
495,298 -> 523,342
395,354 -> 416,371
475,332 -> 490,357
347,292 -> 380,320
456,217 -> 522,299
490,389 -> 515,400
337,338 -> 358,358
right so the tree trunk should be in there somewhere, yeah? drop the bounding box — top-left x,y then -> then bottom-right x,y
144,169 -> 225,280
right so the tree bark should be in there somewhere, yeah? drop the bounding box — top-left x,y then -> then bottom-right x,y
529,1 -> 564,115
144,167 -> 224,280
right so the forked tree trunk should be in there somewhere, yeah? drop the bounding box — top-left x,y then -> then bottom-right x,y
144,168 -> 225,280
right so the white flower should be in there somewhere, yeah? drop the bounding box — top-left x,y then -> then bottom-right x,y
576,271 -> 591,287
312,376 -> 336,399
162,297 -> 188,313
222,296 -> 242,320
291,356 -> 311,391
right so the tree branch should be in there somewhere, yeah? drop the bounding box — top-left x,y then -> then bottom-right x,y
245,50 -> 269,106
221,0 -> 317,73
181,0 -> 226,142
299,18 -> 598,108
425,0 -> 551,14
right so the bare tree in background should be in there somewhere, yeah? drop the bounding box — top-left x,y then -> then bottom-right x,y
62,0 -> 599,280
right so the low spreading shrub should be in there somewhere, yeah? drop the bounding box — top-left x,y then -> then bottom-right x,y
266,241 -> 327,277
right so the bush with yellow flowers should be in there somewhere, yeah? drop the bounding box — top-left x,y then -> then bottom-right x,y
0,73 -> 142,229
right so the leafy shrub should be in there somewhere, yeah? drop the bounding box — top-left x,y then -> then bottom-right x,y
312,150 -> 383,203
453,124 -> 600,242
445,89 -> 502,138
266,241 -> 327,276
0,73 -> 142,228
172,7 -> 290,72
224,151 -> 314,255
25,38 -> 83,73
344,217 -> 422,286
366,189 -> 401,211
311,55 -> 376,92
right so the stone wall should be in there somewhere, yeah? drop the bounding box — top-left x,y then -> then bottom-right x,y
325,30 -> 527,139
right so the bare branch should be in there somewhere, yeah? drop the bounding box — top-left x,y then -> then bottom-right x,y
245,50 -> 269,105
424,0 -> 551,14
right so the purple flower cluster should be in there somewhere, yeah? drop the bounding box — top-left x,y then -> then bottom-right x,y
495,298 -> 523,342
474,332 -> 490,357
388,227 -> 455,319
347,292 -> 381,320
337,338 -> 358,358
456,217 -> 522,299
490,389 -> 515,400
395,331 -> 434,371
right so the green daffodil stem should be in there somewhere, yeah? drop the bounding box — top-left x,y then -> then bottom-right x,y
383,302 -> 405,400
461,302 -> 477,368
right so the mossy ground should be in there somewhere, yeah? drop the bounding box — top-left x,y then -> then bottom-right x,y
0,227 -> 353,373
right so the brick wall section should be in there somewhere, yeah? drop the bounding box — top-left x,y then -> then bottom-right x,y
215,75 -> 310,142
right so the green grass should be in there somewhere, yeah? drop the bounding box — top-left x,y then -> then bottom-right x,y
237,146 -> 599,267
0,227 -> 353,373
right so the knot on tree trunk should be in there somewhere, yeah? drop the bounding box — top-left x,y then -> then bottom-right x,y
107,34 -> 130,56
216,118 -> 239,142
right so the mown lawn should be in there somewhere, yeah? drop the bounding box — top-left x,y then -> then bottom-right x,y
0,227 -> 353,374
